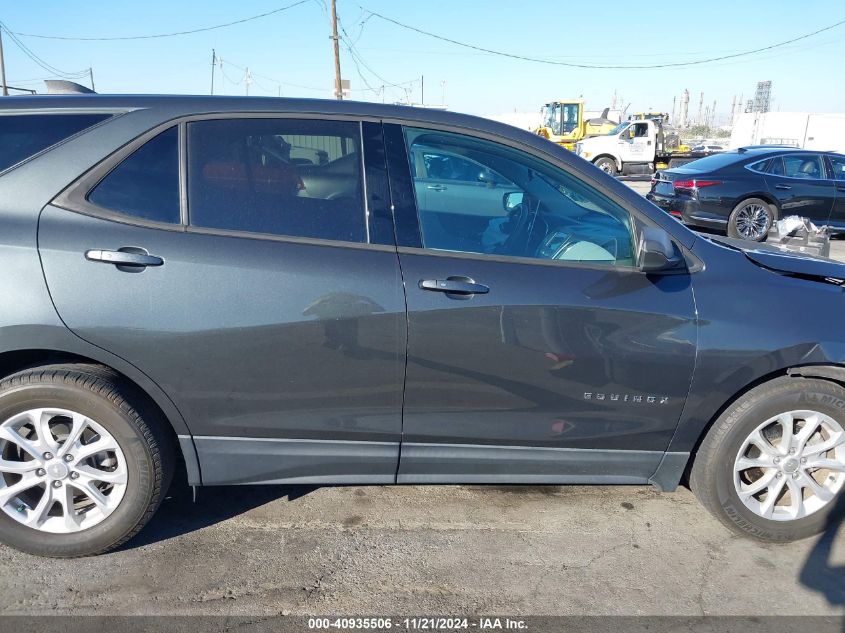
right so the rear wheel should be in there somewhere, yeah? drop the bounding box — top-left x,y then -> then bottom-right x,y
691,377 -> 845,541
727,197 -> 774,241
593,157 -> 617,176
0,364 -> 174,557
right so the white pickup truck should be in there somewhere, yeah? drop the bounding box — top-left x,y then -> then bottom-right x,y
575,119 -> 707,176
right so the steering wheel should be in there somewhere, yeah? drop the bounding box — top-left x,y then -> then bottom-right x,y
495,195 -> 536,256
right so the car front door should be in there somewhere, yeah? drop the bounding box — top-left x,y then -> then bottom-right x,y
764,154 -> 835,224
38,117 -> 406,485
385,124 -> 697,483
619,121 -> 651,163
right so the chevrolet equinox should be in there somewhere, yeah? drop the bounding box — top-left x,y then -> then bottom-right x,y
0,96 -> 843,557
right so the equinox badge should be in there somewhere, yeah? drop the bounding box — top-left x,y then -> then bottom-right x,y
584,393 -> 669,404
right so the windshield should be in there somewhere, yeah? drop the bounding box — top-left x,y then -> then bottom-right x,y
542,103 -> 579,135
608,122 -> 631,137
676,151 -> 742,172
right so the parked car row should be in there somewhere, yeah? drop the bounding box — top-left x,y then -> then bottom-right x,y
647,146 -> 845,241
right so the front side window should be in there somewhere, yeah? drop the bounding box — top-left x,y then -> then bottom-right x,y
187,118 -> 365,242
87,127 -> 180,224
783,154 -> 825,180
0,113 -> 110,173
404,127 -> 636,267
828,155 -> 845,180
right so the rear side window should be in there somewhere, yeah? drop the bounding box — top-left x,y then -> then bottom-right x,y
0,113 -> 110,173
187,118 -> 365,243
783,155 -> 825,180
87,127 -> 180,224
747,159 -> 771,174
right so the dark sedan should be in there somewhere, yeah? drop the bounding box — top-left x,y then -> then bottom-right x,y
647,147 -> 845,241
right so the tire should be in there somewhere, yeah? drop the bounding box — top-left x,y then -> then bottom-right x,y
690,377 -> 845,542
727,197 -> 775,241
0,364 -> 174,557
593,157 -> 618,176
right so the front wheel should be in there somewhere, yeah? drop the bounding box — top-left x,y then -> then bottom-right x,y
690,377 -> 845,541
593,157 -> 618,176
0,364 -> 174,557
727,197 -> 774,241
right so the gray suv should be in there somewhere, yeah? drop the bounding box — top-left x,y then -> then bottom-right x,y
0,96 -> 844,557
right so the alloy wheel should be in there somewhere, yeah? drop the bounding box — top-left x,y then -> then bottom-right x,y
734,410 -> 845,521
734,202 -> 771,240
0,408 -> 128,533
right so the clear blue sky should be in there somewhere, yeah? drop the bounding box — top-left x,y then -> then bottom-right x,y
2,0 -> 843,120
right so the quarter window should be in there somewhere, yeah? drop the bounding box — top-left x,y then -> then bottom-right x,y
187,118 -> 365,243
0,113 -> 110,173
782,155 -> 825,180
404,127 -> 635,266
747,159 -> 771,174
87,127 -> 180,224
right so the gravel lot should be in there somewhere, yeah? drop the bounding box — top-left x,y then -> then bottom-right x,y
0,178 -> 843,619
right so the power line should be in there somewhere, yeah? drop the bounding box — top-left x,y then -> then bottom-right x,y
360,8 -> 845,69
10,0 -> 310,41
0,23 -> 89,79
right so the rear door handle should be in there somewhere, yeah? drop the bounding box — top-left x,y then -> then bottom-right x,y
774,184 -> 792,190
426,184 -> 447,192
419,277 -> 489,296
85,248 -> 164,268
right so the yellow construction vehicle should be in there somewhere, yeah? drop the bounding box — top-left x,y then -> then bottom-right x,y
534,100 -> 617,151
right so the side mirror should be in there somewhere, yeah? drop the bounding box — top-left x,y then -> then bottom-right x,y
503,191 -> 524,212
639,227 -> 684,272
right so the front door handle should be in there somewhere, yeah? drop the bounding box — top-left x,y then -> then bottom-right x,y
837,185 -> 845,192
85,248 -> 164,268
419,277 -> 489,296
426,184 -> 447,192
774,184 -> 792,190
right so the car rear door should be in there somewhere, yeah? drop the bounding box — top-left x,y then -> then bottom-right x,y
384,123 -> 697,484
764,154 -> 835,223
38,117 -> 406,485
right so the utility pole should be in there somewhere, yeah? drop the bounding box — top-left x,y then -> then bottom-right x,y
330,0 -> 343,100
0,25 -> 8,96
89,67 -> 95,92
420,75 -> 424,106
244,67 -> 252,96
210,49 -> 216,95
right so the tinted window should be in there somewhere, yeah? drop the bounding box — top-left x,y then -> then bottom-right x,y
747,159 -> 771,174
187,118 -> 365,242
783,154 -> 824,179
829,155 -> 845,180
0,113 -> 110,173
404,127 -> 635,267
88,127 -> 180,224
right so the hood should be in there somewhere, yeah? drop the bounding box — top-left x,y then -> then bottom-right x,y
710,236 -> 845,282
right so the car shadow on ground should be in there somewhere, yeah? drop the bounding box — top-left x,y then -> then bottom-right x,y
120,480 -> 319,551
799,491 -> 845,620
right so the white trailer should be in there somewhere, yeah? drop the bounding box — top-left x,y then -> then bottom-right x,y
730,112 -> 845,153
